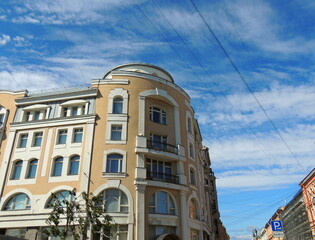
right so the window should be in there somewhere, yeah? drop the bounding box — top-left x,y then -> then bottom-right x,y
33,132 -> 43,147
46,190 -> 74,208
3,193 -> 31,210
149,107 -> 166,124
0,113 -> 4,126
18,134 -> 28,148
189,199 -> 199,219
73,128 -> 83,143
187,117 -> 192,133
149,191 -> 175,215
93,225 -> 128,240
27,159 -> 38,179
106,154 -> 123,173
52,157 -> 63,176
63,107 -> 68,117
69,155 -> 80,175
12,160 -> 23,180
146,159 -> 172,181
57,130 -> 67,144
189,143 -> 194,158
111,125 -> 122,140
72,106 -> 78,116
148,225 -> 176,240
150,134 -> 167,150
34,111 -> 41,120
25,111 -> 31,121
100,189 -> 128,213
113,97 -> 123,114
190,168 -> 196,185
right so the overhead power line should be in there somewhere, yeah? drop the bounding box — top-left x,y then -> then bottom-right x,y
188,0 -> 306,174
150,0 -> 297,180
46,0 -> 87,84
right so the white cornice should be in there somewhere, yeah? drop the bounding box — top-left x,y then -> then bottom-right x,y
10,115 -> 96,130
91,79 -> 130,85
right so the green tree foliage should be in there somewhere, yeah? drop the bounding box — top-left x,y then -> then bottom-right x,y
43,189 -> 113,240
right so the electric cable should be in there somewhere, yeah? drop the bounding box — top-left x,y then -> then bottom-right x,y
188,0 -> 306,174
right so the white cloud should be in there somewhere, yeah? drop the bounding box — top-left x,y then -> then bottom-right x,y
0,34 -> 10,46
13,36 -> 30,47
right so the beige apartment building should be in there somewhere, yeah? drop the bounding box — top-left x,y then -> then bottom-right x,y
0,63 -> 229,240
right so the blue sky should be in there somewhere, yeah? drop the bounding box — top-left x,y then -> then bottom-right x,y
1,0 -> 315,239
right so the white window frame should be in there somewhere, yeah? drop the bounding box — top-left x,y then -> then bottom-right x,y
56,129 -> 68,145
148,191 -> 176,215
103,149 -> 127,177
21,104 -> 50,122
108,88 -> 129,114
18,133 -> 28,149
149,106 -> 167,125
106,121 -> 127,144
72,128 -> 83,143
59,99 -> 88,117
110,125 -> 123,141
32,131 -> 43,147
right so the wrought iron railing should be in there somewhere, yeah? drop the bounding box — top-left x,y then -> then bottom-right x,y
147,140 -> 178,154
146,171 -> 179,184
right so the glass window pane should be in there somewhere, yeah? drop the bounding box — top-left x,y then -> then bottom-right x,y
121,192 -> 128,205
157,192 -> 168,214
53,158 -> 63,176
69,156 -> 79,175
27,160 -> 38,178
73,129 -> 83,143
105,197 -> 118,212
72,107 -> 78,116
111,125 -> 122,140
58,130 -> 67,144
33,132 -> 43,147
12,161 -> 23,180
113,97 -> 123,114
19,134 -> 28,148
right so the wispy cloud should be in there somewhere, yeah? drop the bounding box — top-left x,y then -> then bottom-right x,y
0,34 -> 10,46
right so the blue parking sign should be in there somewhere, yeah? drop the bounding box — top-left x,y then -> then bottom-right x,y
271,220 -> 283,231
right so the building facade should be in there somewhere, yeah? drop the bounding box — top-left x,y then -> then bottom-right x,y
0,63 -> 229,240
300,168 -> 315,239
280,190 -> 312,240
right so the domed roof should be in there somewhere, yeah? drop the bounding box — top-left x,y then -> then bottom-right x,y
103,63 -> 174,83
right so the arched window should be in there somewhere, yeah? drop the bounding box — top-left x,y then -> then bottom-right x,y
149,107 -> 167,124
100,188 -> 128,213
189,199 -> 199,219
190,168 -> 196,185
52,157 -> 63,176
3,193 -> 31,210
46,190 -> 74,208
26,159 -> 38,179
149,191 -> 175,215
113,97 -> 123,114
69,155 -> 80,175
106,154 -> 123,173
12,160 -> 23,180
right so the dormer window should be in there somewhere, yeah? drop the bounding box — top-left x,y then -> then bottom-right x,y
60,100 -> 87,117
22,104 -> 50,121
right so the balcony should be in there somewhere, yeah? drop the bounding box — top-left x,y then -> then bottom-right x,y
147,140 -> 178,154
146,171 -> 179,184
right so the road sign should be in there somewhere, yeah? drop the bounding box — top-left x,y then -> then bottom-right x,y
271,220 -> 283,231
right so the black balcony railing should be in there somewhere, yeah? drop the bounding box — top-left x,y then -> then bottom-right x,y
147,140 -> 178,154
146,171 -> 179,184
